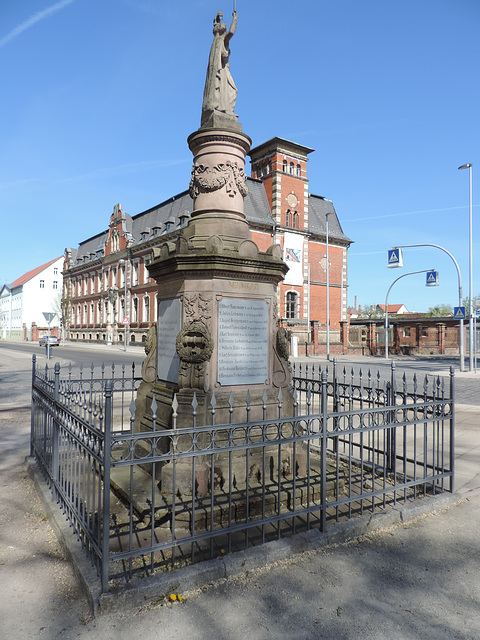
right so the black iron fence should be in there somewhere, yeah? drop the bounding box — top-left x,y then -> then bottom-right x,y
30,356 -> 454,593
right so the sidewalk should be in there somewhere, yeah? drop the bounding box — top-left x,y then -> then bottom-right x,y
1,347 -> 480,638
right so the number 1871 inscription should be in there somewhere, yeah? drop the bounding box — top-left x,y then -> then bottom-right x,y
218,298 -> 269,385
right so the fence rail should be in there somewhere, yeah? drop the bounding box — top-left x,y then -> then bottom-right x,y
30,356 -> 454,593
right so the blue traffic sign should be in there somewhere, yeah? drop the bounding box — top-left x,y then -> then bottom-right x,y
387,248 -> 403,268
426,270 -> 439,286
454,306 -> 466,320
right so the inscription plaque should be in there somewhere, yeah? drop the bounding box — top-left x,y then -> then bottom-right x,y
157,298 -> 181,383
218,298 -> 268,385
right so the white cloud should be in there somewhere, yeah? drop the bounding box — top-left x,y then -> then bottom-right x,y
0,0 -> 76,48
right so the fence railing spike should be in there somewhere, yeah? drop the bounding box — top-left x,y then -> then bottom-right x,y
130,398 -> 137,419
262,387 -> 268,405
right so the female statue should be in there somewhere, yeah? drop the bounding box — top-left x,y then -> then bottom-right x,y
202,11 -> 238,123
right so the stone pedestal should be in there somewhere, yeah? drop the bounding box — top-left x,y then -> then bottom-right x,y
138,124 -> 293,496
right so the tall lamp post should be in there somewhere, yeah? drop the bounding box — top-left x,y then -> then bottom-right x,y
458,163 -> 474,371
325,212 -> 331,360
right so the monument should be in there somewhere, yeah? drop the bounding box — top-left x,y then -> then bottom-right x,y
138,9 -> 293,495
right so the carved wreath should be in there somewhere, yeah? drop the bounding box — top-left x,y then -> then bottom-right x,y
189,161 -> 248,199
176,321 -> 214,363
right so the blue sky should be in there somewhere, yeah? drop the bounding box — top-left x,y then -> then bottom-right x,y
0,0 -> 478,312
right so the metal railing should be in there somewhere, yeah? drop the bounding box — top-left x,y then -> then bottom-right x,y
30,356 -> 454,593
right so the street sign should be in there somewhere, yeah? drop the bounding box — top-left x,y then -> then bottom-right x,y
387,248 -> 403,268
426,270 -> 439,287
42,312 -> 56,325
121,317 -> 130,325
454,306 -> 466,320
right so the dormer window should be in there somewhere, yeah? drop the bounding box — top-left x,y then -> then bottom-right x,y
178,211 -> 190,227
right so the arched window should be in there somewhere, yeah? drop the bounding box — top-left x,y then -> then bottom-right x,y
286,210 -> 291,227
132,298 -> 138,323
283,159 -> 287,173
144,296 -> 150,323
296,164 -> 301,177
286,292 -> 298,319
292,213 -> 299,229
289,162 -> 295,174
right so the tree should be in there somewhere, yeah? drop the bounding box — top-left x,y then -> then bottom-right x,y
428,304 -> 453,317
357,305 -> 384,319
52,293 -> 71,344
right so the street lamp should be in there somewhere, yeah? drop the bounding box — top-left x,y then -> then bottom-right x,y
458,163 -> 473,371
325,212 -> 331,361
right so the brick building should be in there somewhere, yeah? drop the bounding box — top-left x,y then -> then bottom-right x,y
348,314 -> 463,356
63,137 -> 352,350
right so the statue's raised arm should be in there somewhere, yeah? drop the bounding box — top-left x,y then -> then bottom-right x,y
201,11 -> 239,127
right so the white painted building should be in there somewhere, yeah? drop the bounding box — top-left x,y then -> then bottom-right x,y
0,257 -> 63,341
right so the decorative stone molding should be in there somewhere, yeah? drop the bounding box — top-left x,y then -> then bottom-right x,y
188,133 -> 251,156
176,321 -> 213,391
176,321 -> 213,364
183,293 -> 212,322
189,161 -> 248,199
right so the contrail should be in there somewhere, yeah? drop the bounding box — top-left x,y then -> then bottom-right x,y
0,0 -> 75,48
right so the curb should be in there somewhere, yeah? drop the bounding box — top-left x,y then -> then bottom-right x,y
27,457 -> 477,617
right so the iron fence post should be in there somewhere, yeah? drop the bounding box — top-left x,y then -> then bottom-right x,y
101,379 -> 113,593
449,366 -> 455,492
30,355 -> 36,457
386,360 -> 396,473
320,370 -> 328,532
332,357 -> 339,453
52,362 -> 60,483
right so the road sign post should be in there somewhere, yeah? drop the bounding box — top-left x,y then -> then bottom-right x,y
387,248 -> 403,268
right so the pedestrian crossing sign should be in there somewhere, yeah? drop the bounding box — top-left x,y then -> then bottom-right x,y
387,248 -> 403,268
426,270 -> 439,286
454,306 -> 466,320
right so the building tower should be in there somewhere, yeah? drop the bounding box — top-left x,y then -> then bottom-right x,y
250,137 -> 351,353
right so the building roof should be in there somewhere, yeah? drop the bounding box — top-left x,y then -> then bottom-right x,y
249,137 -> 315,160
377,304 -> 408,313
308,194 -> 352,245
9,257 -> 62,289
68,178 -> 352,267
